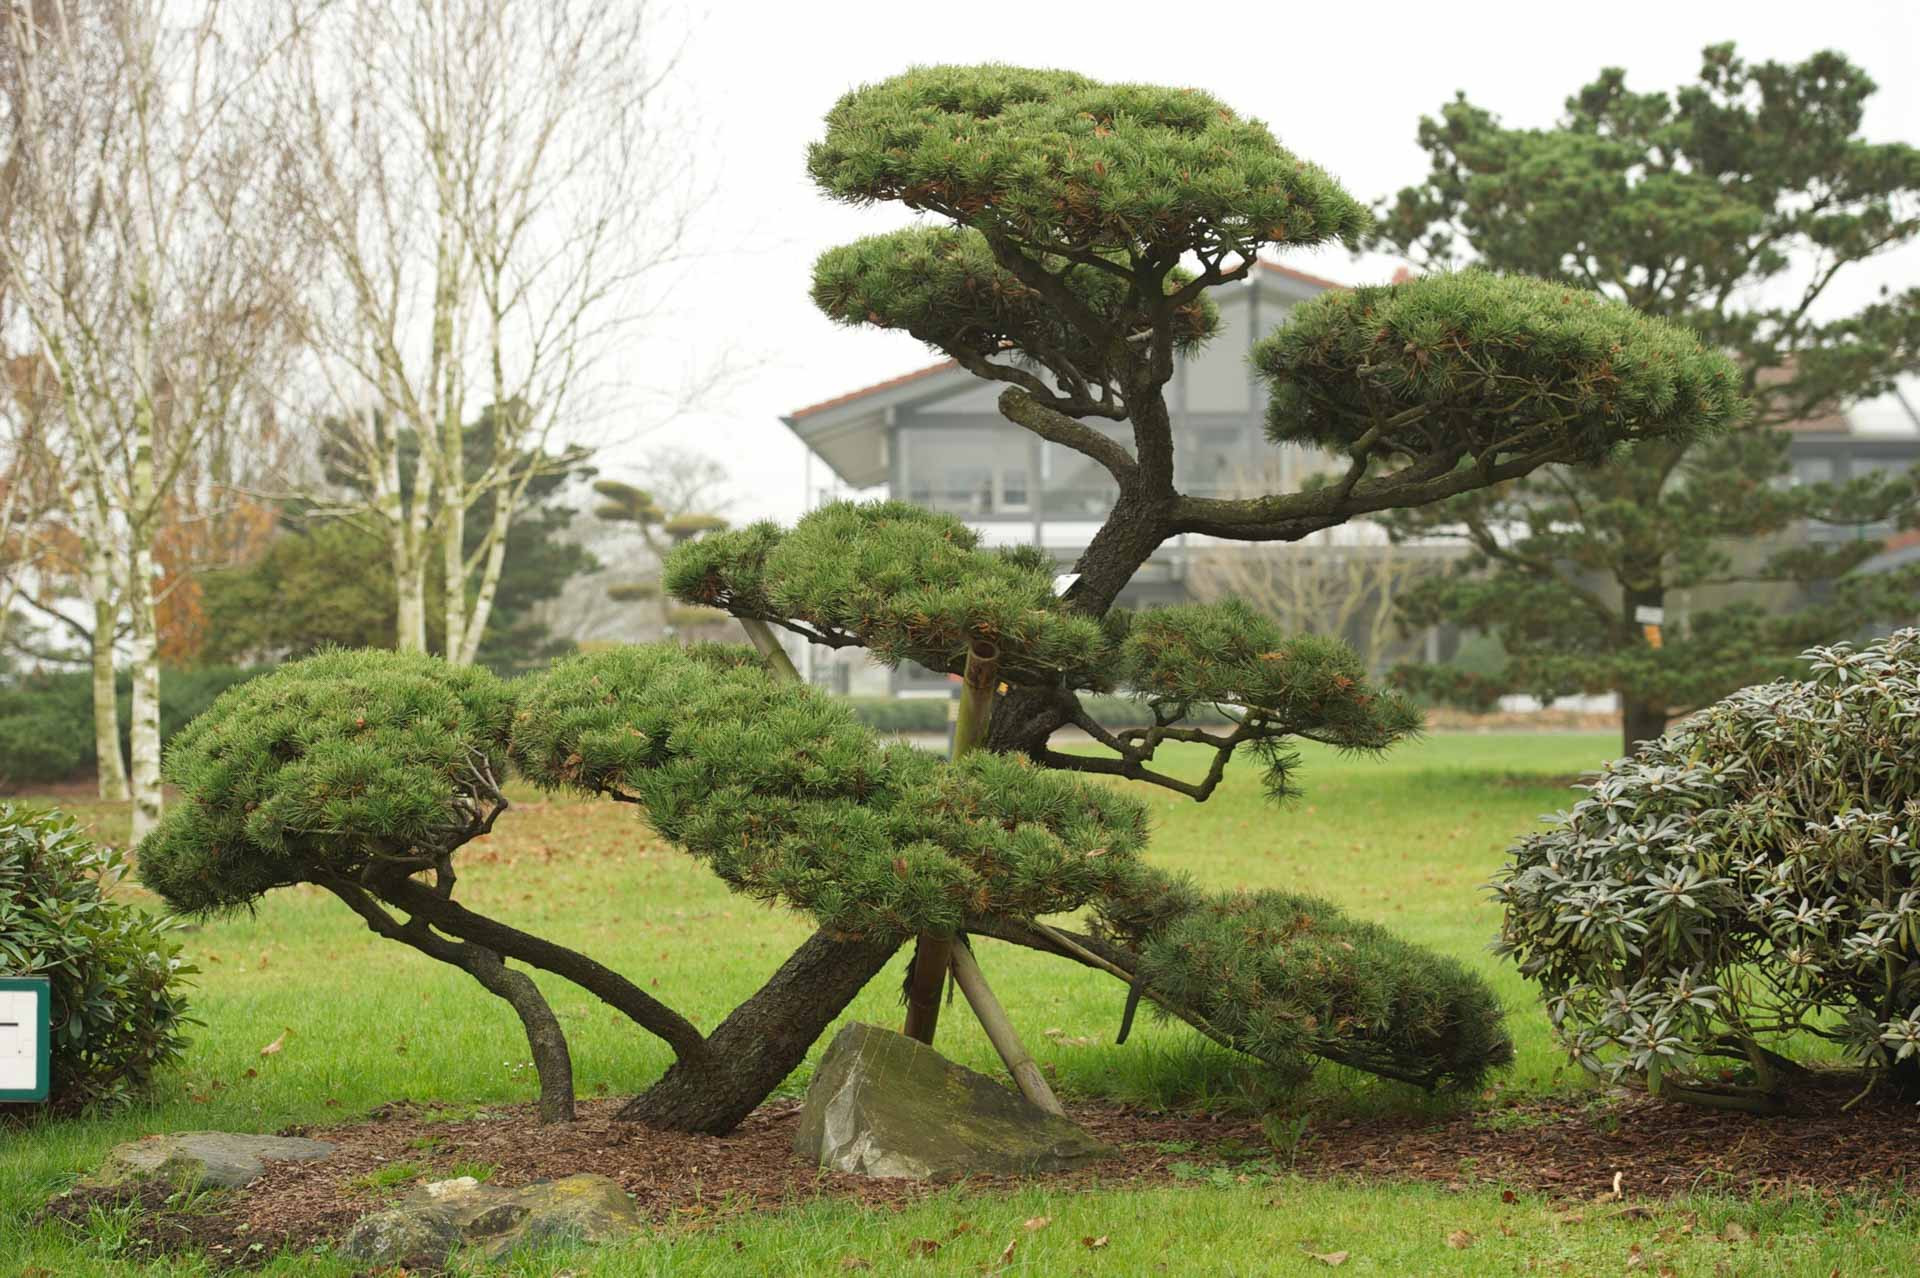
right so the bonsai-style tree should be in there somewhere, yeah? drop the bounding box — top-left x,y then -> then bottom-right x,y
1373,45 -> 1920,752
136,650 -> 713,1123
143,638 -> 1514,1132
594,452 -> 732,640
666,62 -> 1739,1080
142,65 -> 1742,1137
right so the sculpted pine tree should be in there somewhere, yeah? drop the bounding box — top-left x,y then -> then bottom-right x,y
654,66 -> 1737,1122
143,65 -> 1742,1138
1373,45 -> 1920,752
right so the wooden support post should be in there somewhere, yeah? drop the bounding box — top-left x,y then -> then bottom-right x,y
738,616 -> 802,685
901,640 -> 999,1045
950,940 -> 1065,1116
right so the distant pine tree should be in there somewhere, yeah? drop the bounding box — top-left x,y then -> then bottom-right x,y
1373,45 -> 1920,752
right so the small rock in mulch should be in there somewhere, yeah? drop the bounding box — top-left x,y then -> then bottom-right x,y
339,1173 -> 642,1267
89,1131 -> 337,1191
794,1023 -> 1111,1179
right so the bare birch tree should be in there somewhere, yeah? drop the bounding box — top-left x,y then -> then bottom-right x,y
0,0 -> 296,836
280,0 -> 694,665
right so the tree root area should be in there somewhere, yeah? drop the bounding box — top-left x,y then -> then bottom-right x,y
43,1091 -> 1920,1268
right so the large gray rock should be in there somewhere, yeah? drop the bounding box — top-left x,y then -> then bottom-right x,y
94,1131 -> 335,1190
793,1022 -> 1111,1180
339,1173 -> 642,1266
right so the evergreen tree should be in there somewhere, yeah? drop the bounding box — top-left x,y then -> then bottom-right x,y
143,65 -> 1743,1136
642,65 -> 1736,1128
592,451 -> 731,640
1372,45 -> 1920,751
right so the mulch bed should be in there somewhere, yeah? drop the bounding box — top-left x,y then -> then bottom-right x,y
43,1090 -> 1920,1269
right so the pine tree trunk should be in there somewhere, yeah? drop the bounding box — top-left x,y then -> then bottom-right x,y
125,545 -> 164,842
1620,582 -> 1668,756
987,487 -> 1170,756
1622,694 -> 1669,756
89,571 -> 129,802
617,928 -> 898,1134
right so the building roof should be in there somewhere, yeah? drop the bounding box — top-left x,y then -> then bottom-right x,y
790,359 -> 958,422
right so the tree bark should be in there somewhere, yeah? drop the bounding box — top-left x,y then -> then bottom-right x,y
377,876 -> 709,1064
1622,694 -> 1669,756
457,943 -> 576,1124
394,551 -> 428,654
987,487 -> 1170,757
88,557 -> 128,802
618,928 -> 899,1134
1620,582 -> 1668,755
125,549 -> 163,842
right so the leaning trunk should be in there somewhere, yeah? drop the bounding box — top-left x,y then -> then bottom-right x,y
987,487 -> 1169,757
618,928 -> 898,1134
125,548 -> 163,842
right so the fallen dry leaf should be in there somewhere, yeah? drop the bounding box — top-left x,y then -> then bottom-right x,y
837,1259 -> 871,1272
1308,1250 -> 1349,1266
1446,1229 -> 1474,1250
906,1238 -> 941,1257
1720,1221 -> 1750,1244
1022,1215 -> 1052,1232
1500,1189 -> 1518,1204
258,1028 -> 293,1057
1081,1235 -> 1109,1250
998,1239 -> 1017,1266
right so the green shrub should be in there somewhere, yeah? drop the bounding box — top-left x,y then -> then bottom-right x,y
512,643 -> 1152,937
0,804 -> 194,1114
838,694 -> 1236,735
1098,879 -> 1512,1091
1495,629 -> 1920,1110
138,650 -> 515,915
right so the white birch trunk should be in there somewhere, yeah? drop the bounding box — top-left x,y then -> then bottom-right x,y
88,546 -> 129,802
125,542 -> 163,841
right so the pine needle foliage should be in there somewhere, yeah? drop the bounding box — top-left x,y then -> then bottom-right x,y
1496,629 -> 1920,1110
139,649 -> 516,914
511,643 -> 1151,938
812,226 -> 1219,372
1255,270 -> 1744,461
1372,46 -> 1920,752
1115,601 -> 1426,799
666,505 -> 1424,802
806,65 -> 1369,258
666,501 -> 1114,688
1101,882 -> 1512,1091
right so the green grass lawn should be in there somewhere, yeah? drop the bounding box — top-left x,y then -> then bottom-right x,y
5,733 -> 1918,1275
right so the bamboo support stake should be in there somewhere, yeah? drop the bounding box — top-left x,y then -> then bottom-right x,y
738,616 -> 802,684
902,640 -> 1000,1045
950,940 -> 1065,1115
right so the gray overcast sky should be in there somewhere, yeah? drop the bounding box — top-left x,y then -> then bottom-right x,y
605,0 -> 1920,520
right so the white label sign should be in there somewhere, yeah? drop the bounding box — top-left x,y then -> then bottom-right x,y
1634,605 -> 1665,626
0,989 -> 37,1093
